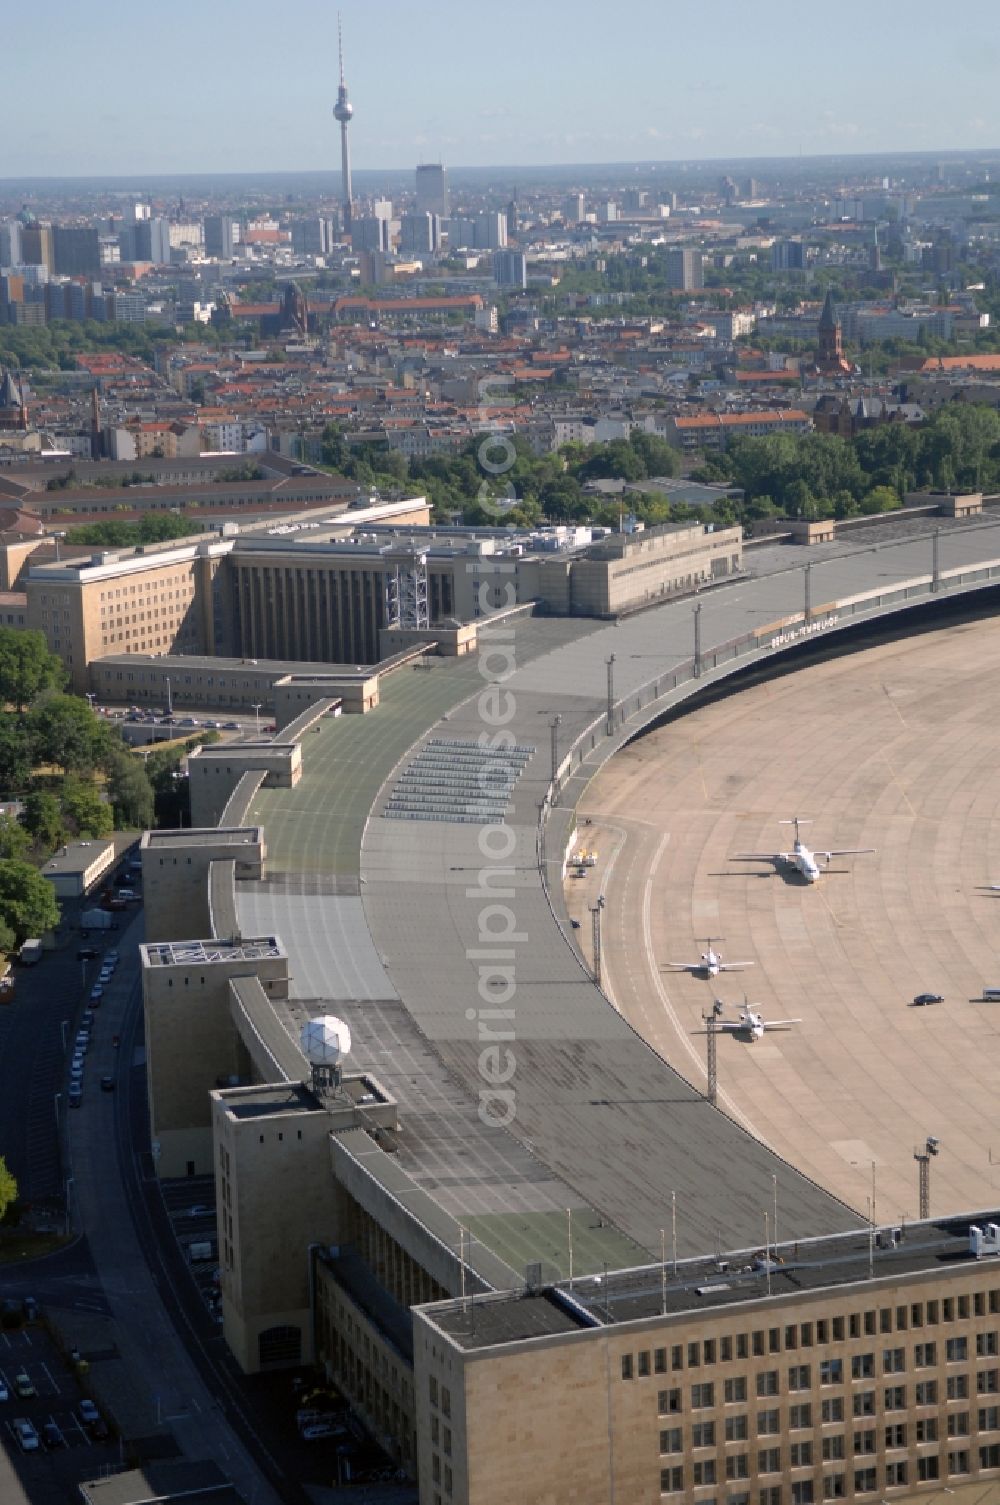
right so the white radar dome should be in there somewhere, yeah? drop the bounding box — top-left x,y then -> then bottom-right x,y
300,1015 -> 352,1067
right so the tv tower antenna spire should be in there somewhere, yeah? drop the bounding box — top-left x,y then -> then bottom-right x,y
333,11 -> 354,230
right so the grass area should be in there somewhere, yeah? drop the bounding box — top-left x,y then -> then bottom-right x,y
0,1229 -> 71,1263
463,1207 -> 650,1281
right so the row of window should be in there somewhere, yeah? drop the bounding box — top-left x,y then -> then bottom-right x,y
656,1366 -> 1000,1415
661,1449 -> 992,1498
662,1412 -> 1000,1459
622,1296 -> 1000,1381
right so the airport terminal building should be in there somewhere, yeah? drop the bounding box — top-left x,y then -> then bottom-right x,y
132,519 -> 1000,1502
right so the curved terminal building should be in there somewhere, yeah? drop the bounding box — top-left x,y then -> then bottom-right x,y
139,510 -> 1000,1503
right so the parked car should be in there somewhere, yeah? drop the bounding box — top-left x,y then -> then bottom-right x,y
100,1075 -> 115,1093
913,992 -> 944,1007
90,984 -> 104,1001
68,1084 -> 82,1107
222,722 -> 241,731
76,945 -> 98,961
21,1296 -> 38,1321
41,1419 -> 65,1449
14,1371 -> 35,1398
106,950 -> 119,965
77,1399 -> 99,1426
0,1378 -> 8,1400
12,1417 -> 38,1452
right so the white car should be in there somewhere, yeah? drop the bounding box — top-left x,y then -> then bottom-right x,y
13,1417 -> 38,1452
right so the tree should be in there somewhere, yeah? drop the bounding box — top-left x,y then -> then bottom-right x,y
60,779 -> 114,839
28,694 -> 108,775
0,859 -> 61,942
104,747 -> 154,830
0,1156 -> 17,1222
0,916 -> 15,959
0,718 -> 33,792
0,817 -> 29,862
0,629 -> 64,712
859,485 -> 903,515
21,791 -> 65,852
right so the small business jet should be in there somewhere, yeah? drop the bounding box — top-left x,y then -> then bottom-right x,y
732,817 -> 875,884
700,997 -> 802,1043
664,939 -> 754,980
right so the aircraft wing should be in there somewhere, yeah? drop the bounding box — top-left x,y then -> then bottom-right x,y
731,851 -> 794,866
761,1018 -> 801,1031
664,962 -> 699,973
718,961 -> 753,971
819,847 -> 876,859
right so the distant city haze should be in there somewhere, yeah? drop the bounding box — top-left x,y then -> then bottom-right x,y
6,0 -> 1000,178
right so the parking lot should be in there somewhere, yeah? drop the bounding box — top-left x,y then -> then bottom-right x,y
0,1323 -> 120,1500
160,1176 -> 222,1325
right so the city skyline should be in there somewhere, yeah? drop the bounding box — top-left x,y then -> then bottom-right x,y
6,0 -> 1000,178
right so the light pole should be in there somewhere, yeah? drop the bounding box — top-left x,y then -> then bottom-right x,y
804,561 -> 812,620
65,1175 -> 74,1235
590,895 -> 605,986
84,692 -> 96,713
606,654 -> 616,737
703,999 -> 723,1106
549,714 -> 562,794
165,676 -> 172,714
252,702 -> 262,738
914,1135 -> 939,1220
61,1018 -> 69,1052
931,529 -> 941,594
693,602 -> 702,679
53,1092 -> 61,1132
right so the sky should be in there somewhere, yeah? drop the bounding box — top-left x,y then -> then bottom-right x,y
6,0 -> 1000,179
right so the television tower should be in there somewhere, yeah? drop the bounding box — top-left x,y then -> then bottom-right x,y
333,14 -> 354,230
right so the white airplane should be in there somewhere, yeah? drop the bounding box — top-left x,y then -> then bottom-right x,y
701,997 -> 802,1043
664,938 -> 754,980
731,817 -> 875,885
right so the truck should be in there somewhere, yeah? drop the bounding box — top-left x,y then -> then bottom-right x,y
80,908 -> 116,932
19,939 -> 42,966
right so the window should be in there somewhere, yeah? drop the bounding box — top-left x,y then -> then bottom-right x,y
693,1422 -> 715,1448
915,1416 -> 938,1442
981,1406 -> 1000,1431
884,1386 -> 906,1411
639,1351 -> 651,1377
853,1430 -> 876,1455
884,1423 -> 906,1448
980,1333 -> 1000,1358
726,1455 -> 750,1481
914,1342 -> 936,1367
789,1442 -> 812,1468
757,1448 -> 781,1474
655,1348 -> 667,1374
757,1372 -> 779,1397
980,1444 -> 1000,1470
688,1342 -> 701,1369
660,1428 -> 683,1454
948,1412 -> 970,1437
915,1379 -> 937,1406
854,1466 -> 877,1493
720,1337 -> 732,1363
948,1451 -> 970,1476
917,1455 -> 939,1481
785,1326 -> 798,1351
852,1392 -> 875,1417
672,1345 -> 684,1371
760,1489 -> 782,1505
788,1365 -> 810,1391
946,1336 -> 968,1362
822,1474 -> 846,1499
757,1410 -> 780,1436
790,1404 -> 812,1429
622,1355 -> 633,1380
661,1465 -> 684,1493
726,1415 -> 749,1441
791,1485 -> 813,1505
947,1374 -> 969,1400
885,1460 -> 907,1487
980,1369 -> 1000,1394
821,1397 -> 844,1424
725,1377 -> 747,1404
820,1359 -> 843,1385
691,1383 -> 715,1409
822,1436 -> 845,1461
883,1348 -> 905,1374
851,1354 -> 874,1380
693,1460 -> 716,1487
752,1331 -> 765,1357
659,1389 -> 682,1415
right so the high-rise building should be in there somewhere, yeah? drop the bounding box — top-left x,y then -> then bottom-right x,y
415,163 -> 449,218
333,17 -> 354,229
493,249 -> 527,289
772,239 -> 806,272
204,216 -> 236,260
291,218 -> 335,256
20,224 -> 54,274
474,212 -> 507,250
666,247 -> 703,291
352,216 -> 390,254
563,193 -> 586,224
399,213 -> 440,256
0,219 -> 22,268
149,218 -> 171,265
53,226 -> 101,276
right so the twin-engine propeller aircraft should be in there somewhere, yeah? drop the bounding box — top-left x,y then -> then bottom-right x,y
699,997 -> 802,1043
732,817 -> 875,884
664,938 -> 753,980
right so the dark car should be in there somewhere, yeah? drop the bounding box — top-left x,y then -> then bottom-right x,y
913,992 -> 944,1007
77,945 -> 99,961
89,1416 -> 110,1441
41,1420 -> 65,1449
100,1075 -> 115,1093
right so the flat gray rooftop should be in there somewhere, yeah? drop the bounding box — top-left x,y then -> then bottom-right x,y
219,1081 -> 319,1119
144,827 -> 261,849
143,938 -> 282,967
425,1213 -> 1000,1350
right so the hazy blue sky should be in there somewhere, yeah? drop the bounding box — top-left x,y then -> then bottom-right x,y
7,0 -> 1000,177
